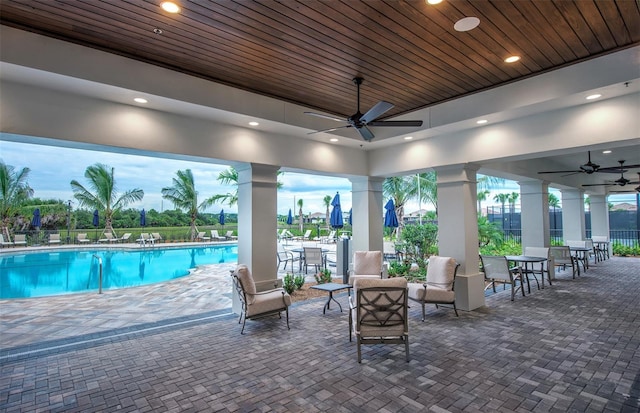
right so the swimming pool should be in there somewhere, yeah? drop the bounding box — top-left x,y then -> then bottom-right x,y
0,245 -> 238,299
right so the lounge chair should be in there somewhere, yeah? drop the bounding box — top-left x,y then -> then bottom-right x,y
98,232 -> 116,243
48,233 -> 61,245
77,233 -> 90,243
320,230 -> 336,243
119,233 -> 132,243
136,233 -> 153,245
224,230 -> 237,240
295,229 -> 312,241
197,231 -> 211,242
14,234 -> 27,247
210,230 -> 225,241
0,234 -> 13,248
151,232 -> 163,243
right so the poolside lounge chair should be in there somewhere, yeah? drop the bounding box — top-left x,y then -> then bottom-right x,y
0,234 -> 13,248
197,231 -> 211,242
137,233 -> 153,245
119,233 -> 132,243
98,232 -> 117,243
210,230 -> 225,241
224,230 -> 237,240
320,230 -> 336,243
295,229 -> 312,241
48,233 -> 61,245
151,232 -> 163,243
14,234 -> 27,247
77,233 -> 90,244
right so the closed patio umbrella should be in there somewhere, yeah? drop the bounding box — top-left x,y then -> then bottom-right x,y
286,208 -> 293,225
348,208 -> 352,226
140,209 -> 146,227
32,208 -> 41,245
330,192 -> 343,229
384,199 -> 399,228
219,209 -> 225,226
93,209 -> 99,242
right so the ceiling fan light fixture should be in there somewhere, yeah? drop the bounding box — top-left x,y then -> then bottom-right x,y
454,17 -> 480,32
504,55 -> 521,63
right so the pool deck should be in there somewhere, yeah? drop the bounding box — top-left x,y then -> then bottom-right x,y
0,240 -> 338,349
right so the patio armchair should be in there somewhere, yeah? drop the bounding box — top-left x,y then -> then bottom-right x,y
549,246 -> 578,278
479,255 -> 525,301
349,277 -> 409,363
303,247 -> 324,274
407,256 -> 460,321
349,250 -> 384,284
231,264 -> 291,334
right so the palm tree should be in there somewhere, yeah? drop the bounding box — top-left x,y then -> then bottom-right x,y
210,166 -> 285,208
507,192 -> 519,213
477,190 -> 490,216
416,171 -> 437,217
161,169 -> 214,241
548,193 -> 560,208
297,198 -> 304,233
0,161 -> 34,238
383,176 -> 415,238
71,163 -> 144,235
493,193 -> 510,230
323,195 -> 331,228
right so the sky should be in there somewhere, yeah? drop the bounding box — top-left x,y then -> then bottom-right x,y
1,136 -> 636,216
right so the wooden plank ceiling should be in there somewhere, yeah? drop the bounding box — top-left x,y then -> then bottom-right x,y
1,0 -> 638,119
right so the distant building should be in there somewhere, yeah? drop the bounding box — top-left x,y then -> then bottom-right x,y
611,202 -> 637,211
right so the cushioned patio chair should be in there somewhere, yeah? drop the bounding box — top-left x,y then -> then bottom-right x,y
408,256 -> 460,320
349,250 -> 383,284
480,255 -> 525,301
349,277 -> 409,363
231,264 -> 291,334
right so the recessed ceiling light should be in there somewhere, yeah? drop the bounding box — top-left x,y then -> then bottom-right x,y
602,150 -> 612,154
134,98 -> 148,104
330,138 -> 339,142
454,17 -> 480,32
153,28 -> 163,35
426,0 -> 443,4
248,121 -> 259,126
586,94 -> 602,100
160,2 -> 180,13
404,136 -> 413,140
476,119 -> 488,124
504,55 -> 521,63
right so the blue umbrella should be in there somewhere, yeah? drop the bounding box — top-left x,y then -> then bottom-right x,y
219,209 -> 225,226
140,209 -> 146,227
92,209 -> 99,227
31,208 -> 41,228
330,192 -> 344,229
286,208 -> 293,225
348,208 -> 353,226
384,199 -> 399,228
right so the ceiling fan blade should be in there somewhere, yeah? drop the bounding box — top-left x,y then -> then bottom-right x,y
307,125 -> 351,135
594,168 -> 629,173
582,183 -> 614,187
356,125 -> 375,142
600,163 -> 640,170
538,170 -> 583,174
361,101 -> 394,123
304,112 -> 345,122
368,120 -> 423,127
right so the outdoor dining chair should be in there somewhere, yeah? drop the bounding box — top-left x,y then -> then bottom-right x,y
407,256 -> 460,320
549,246 -> 578,279
349,277 -> 409,363
231,264 -> 291,334
303,247 -> 324,274
479,255 -> 525,301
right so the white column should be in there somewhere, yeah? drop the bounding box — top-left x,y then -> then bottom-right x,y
519,180 -> 550,249
233,163 -> 279,313
435,164 -> 484,311
590,195 -> 610,238
561,188 -> 586,241
349,177 -> 384,253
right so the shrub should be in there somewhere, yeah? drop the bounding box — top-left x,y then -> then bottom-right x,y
314,268 -> 332,284
283,273 -> 296,294
294,274 -> 305,290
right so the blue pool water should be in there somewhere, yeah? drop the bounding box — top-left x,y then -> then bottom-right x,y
0,245 -> 238,299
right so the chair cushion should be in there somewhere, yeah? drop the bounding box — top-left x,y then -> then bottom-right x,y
352,277 -> 407,338
246,289 -> 291,317
426,256 -> 456,288
236,265 -> 257,304
407,283 -> 426,300
407,283 -> 455,303
353,251 -> 382,276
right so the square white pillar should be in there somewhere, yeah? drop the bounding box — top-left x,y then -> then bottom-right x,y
519,180 -> 550,249
435,165 -> 484,311
561,189 -> 586,241
349,177 -> 384,253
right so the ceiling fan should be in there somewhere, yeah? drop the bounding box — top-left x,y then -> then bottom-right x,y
537,151 -> 637,175
304,77 -> 423,142
582,161 -> 640,188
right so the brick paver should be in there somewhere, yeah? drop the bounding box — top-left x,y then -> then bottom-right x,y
1,256 -> 639,412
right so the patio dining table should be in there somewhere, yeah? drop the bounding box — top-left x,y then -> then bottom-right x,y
505,255 -> 548,293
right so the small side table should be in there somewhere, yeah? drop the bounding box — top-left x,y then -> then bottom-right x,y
310,283 -> 352,314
